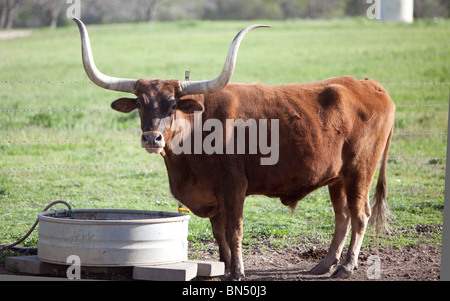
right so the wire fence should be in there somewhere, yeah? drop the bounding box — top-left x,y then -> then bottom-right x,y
1,80 -> 450,85
0,80 -> 448,211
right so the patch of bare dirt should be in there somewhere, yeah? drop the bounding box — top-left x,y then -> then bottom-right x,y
193,242 -> 441,281
1,241 -> 441,281
0,30 -> 32,40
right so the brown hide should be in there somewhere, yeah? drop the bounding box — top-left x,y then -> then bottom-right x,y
162,76 -> 394,216
74,17 -> 395,280
151,76 -> 395,280
111,76 -> 395,280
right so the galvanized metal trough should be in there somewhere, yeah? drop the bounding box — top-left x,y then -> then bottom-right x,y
37,209 -> 190,267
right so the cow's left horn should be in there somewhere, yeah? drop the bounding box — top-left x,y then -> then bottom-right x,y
73,18 -> 138,94
179,24 -> 271,96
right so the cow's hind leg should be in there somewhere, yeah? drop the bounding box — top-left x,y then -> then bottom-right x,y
330,181 -> 371,278
310,180 -> 350,275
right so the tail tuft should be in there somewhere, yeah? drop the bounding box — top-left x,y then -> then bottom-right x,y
369,178 -> 393,237
369,126 -> 395,244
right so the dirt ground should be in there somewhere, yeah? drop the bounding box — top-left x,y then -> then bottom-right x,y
193,242 -> 441,281
0,241 -> 441,281
0,30 -> 32,40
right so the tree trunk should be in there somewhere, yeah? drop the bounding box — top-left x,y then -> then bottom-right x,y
6,6 -> 15,29
50,4 -> 63,29
146,0 -> 162,23
2,0 -> 24,30
0,8 -> 6,28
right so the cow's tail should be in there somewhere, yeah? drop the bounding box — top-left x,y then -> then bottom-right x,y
369,125 -> 394,241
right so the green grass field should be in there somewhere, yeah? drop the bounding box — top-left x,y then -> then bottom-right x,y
1,18 -> 449,255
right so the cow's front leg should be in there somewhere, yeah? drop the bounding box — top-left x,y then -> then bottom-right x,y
219,176 -> 247,280
221,195 -> 246,281
210,213 -> 231,273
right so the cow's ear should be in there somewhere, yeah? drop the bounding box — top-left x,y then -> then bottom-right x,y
111,97 -> 137,113
177,98 -> 204,114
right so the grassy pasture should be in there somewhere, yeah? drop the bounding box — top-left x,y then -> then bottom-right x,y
0,18 -> 449,254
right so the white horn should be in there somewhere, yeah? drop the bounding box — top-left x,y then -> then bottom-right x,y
179,24 -> 271,96
73,18 -> 137,94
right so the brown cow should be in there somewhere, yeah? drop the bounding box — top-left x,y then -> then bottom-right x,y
73,18 -> 395,280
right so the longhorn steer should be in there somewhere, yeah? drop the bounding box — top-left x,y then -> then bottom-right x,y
73,18 -> 395,280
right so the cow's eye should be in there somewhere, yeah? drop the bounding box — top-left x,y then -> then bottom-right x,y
168,97 -> 177,114
135,100 -> 142,109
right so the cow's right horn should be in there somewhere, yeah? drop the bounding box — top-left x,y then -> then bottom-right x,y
179,24 -> 271,96
73,18 -> 138,94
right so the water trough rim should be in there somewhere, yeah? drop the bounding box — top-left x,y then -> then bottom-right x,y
38,208 -> 190,226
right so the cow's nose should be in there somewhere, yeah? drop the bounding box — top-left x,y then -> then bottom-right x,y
141,131 -> 165,152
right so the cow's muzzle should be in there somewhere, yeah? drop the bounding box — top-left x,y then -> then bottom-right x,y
141,131 -> 165,154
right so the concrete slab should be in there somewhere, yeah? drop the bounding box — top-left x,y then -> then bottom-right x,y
133,262 -> 198,281
193,261 -> 225,277
5,255 -> 224,281
5,255 -> 54,275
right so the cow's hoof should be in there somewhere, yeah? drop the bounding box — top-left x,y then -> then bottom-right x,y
310,258 -> 338,275
330,265 -> 353,279
226,273 -> 244,281
310,262 -> 333,275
